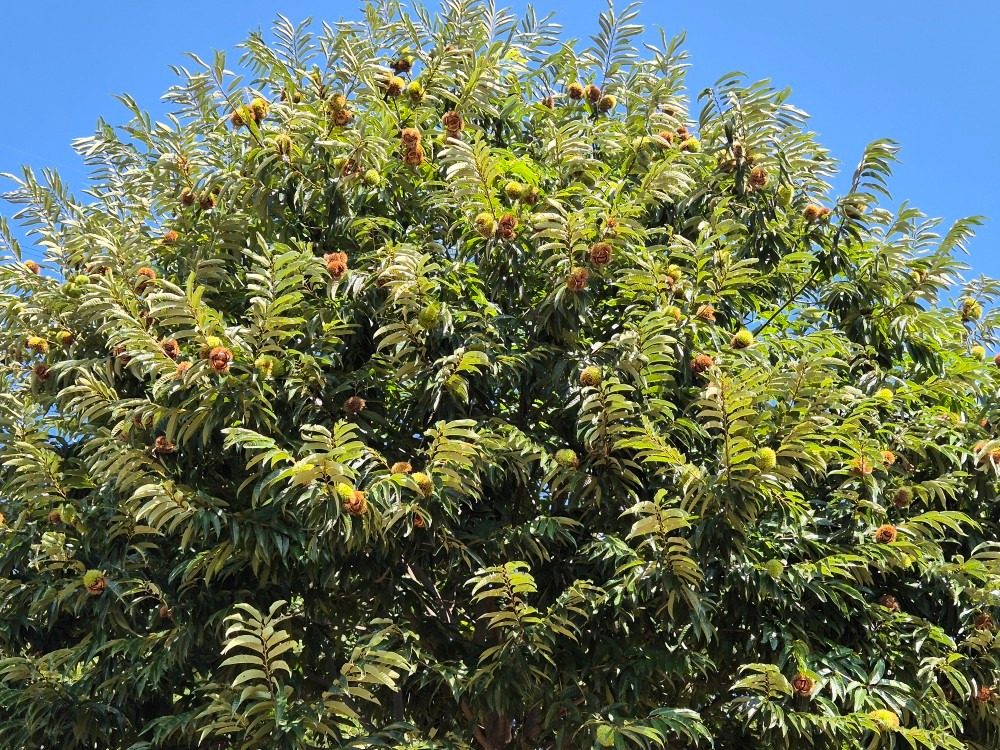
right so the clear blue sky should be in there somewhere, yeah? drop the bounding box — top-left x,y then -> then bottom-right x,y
2,2 -> 998,277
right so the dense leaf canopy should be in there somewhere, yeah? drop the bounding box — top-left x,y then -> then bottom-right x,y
2,2 -> 1000,748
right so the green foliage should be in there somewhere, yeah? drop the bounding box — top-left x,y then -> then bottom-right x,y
1,1 -> 999,748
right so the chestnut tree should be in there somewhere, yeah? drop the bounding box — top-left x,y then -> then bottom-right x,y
2,1 -> 1000,748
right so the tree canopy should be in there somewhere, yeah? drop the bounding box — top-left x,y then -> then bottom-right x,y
2,1 -> 1000,749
